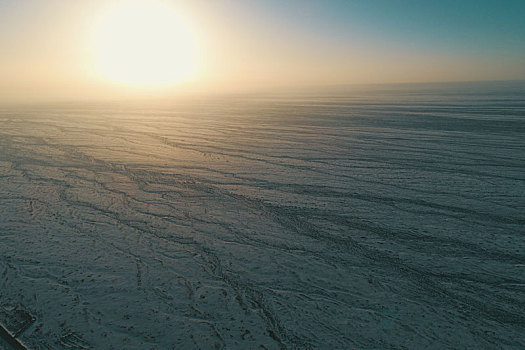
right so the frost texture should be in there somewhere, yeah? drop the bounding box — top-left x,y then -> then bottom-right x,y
0,83 -> 524,348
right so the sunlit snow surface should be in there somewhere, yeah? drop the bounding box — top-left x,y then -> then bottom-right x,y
1,82 -> 524,349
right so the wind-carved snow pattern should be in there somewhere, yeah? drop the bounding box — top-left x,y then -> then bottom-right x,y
0,83 -> 524,348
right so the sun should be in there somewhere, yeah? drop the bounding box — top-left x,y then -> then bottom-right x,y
91,0 -> 199,87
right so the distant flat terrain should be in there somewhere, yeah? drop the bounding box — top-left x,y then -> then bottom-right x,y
1,82 -> 524,349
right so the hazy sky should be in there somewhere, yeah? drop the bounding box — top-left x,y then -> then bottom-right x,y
0,0 -> 524,101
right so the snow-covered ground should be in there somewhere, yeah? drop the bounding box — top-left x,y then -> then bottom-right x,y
1,82 -> 524,349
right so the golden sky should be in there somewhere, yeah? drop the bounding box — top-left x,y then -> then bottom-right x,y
0,0 -> 523,102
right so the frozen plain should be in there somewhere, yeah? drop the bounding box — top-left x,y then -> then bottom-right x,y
0,82 -> 524,349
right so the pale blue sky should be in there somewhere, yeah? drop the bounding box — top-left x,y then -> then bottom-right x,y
0,0 -> 523,100
229,0 -> 525,56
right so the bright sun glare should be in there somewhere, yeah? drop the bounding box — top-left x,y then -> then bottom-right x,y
92,0 -> 198,87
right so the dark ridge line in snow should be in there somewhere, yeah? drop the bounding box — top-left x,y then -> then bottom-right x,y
0,323 -> 27,350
